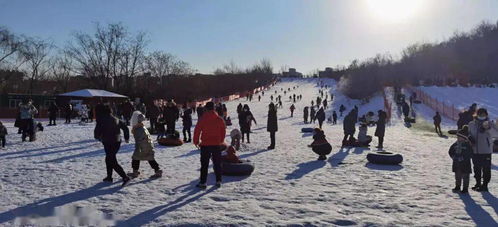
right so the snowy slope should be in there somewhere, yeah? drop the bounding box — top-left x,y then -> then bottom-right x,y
1,78 -> 498,226
419,86 -> 498,119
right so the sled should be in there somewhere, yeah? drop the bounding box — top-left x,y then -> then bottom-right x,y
448,129 -> 458,135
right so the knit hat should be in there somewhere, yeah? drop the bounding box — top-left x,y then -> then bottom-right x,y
457,126 -> 469,140
137,113 -> 146,123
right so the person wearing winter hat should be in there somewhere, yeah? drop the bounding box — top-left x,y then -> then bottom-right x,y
193,101 -> 226,189
308,128 -> 332,160
467,108 -> 498,192
448,126 -> 473,193
230,128 -> 242,151
128,112 -> 163,179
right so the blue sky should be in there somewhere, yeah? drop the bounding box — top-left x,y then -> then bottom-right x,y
1,0 -> 498,74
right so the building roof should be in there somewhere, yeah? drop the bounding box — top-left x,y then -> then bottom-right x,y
58,89 -> 127,98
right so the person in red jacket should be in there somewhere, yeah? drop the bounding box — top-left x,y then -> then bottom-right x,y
193,102 -> 226,189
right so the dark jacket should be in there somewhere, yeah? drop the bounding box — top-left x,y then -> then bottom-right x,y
343,112 -> 357,134
433,114 -> 442,125
94,114 -> 130,144
239,110 -> 255,133
448,141 -> 473,173
48,104 -> 59,117
148,104 -> 162,119
402,102 -> 410,117
121,102 -> 134,118
163,105 -> 179,124
182,108 -> 193,128
375,111 -> 387,137
303,107 -> 309,119
267,108 -> 278,132
197,106 -> 204,119
0,125 -> 7,137
316,109 -> 325,122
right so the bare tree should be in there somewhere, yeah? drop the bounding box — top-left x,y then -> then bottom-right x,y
214,60 -> 243,75
21,37 -> 52,94
0,26 -> 26,69
49,51 -> 74,92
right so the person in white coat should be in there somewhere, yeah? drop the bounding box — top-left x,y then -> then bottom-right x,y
468,108 -> 498,192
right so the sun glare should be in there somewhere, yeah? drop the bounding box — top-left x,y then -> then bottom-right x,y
366,0 -> 426,23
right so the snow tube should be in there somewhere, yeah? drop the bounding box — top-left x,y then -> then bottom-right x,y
301,128 -> 314,133
448,129 -> 458,135
221,160 -> 254,176
158,138 -> 183,147
367,152 -> 403,165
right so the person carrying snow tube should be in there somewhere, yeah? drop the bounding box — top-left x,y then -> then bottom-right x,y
128,112 -> 163,179
308,128 -> 332,160
367,151 -> 403,165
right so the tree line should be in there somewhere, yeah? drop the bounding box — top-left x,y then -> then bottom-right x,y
0,23 -> 275,103
329,21 -> 498,99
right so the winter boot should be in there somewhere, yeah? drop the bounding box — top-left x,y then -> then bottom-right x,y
102,177 -> 113,183
127,170 -> 140,178
121,177 -> 131,187
215,181 -> 222,187
267,146 -> 275,150
196,182 -> 207,189
150,170 -> 163,179
460,188 -> 469,194
476,184 -> 488,192
471,183 -> 481,191
452,186 -> 460,193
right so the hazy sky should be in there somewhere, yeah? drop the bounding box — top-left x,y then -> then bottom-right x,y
1,0 -> 498,74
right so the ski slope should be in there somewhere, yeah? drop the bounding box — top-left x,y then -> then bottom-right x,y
1,78 -> 497,226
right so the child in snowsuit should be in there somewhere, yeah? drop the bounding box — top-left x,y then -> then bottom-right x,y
129,113 -> 163,178
308,128 -> 332,160
222,145 -> 242,163
230,128 -> 242,151
448,127 -> 473,193
357,124 -> 372,147
0,121 -> 7,148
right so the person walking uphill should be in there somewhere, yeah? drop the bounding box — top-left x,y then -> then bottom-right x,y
316,107 -> 326,129
290,104 -> 296,117
239,104 -> 257,143
193,102 -> 226,189
94,105 -> 131,187
128,113 -> 163,179
448,127 -> 473,194
303,107 -> 309,124
433,112 -> 443,136
468,108 -> 498,192
267,102 -> 278,150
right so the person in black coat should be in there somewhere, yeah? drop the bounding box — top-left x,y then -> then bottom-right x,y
457,112 -> 465,130
310,106 -> 316,123
197,104 -> 204,119
267,102 -> 278,149
448,128 -> 473,193
433,112 -> 442,136
375,110 -> 387,149
332,111 -> 338,125
48,103 -> 59,126
94,105 -> 130,187
402,101 -> 410,119
121,100 -> 135,126
342,110 -> 357,146
237,103 -> 243,115
303,106 -> 309,124
182,105 -> 193,142
64,103 -> 72,124
147,102 -> 162,132
239,104 -> 257,143
163,100 -> 180,135
316,107 -> 326,129
339,104 -> 346,117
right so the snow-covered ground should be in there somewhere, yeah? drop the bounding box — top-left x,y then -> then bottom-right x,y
419,86 -> 498,119
1,78 -> 498,226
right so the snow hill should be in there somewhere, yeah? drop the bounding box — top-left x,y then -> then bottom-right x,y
1,78 -> 497,226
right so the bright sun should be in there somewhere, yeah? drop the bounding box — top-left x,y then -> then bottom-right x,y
366,0 -> 426,22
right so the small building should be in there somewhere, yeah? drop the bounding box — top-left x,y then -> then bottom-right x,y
282,68 -> 303,78
0,93 -> 56,118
